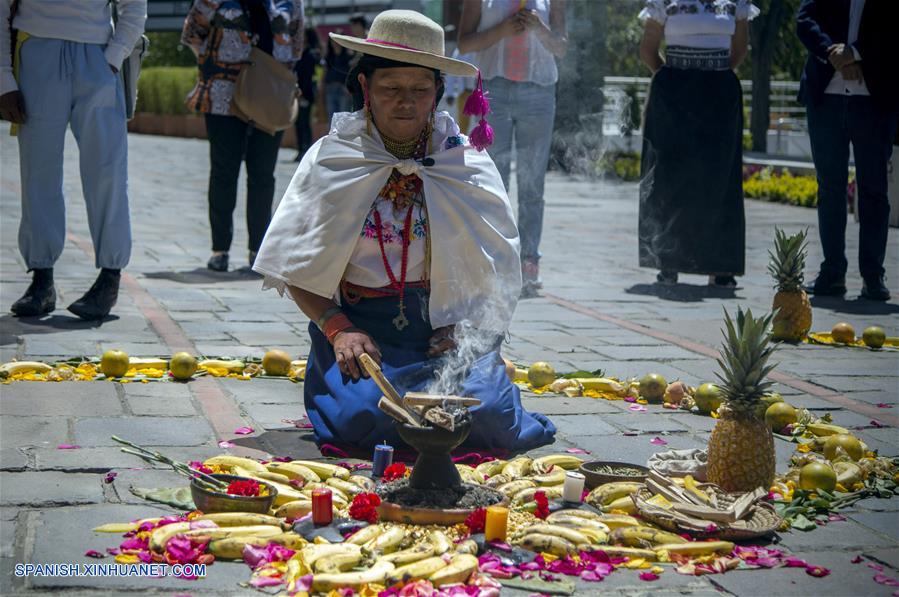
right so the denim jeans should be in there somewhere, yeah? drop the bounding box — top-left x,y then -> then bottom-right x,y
325,82 -> 351,118
806,94 -> 897,280
484,77 -> 556,262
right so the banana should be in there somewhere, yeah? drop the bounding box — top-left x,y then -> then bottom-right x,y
208,534 -> 287,560
547,509 -> 603,523
602,495 -> 638,515
289,460 -> 351,480
531,454 -> 584,475
92,523 -> 141,533
346,524 -> 384,545
266,462 -> 321,484
502,457 -> 532,478
497,479 -> 537,497
429,530 -> 452,555
314,549 -> 364,574
610,526 -> 687,548
203,455 -> 268,475
128,357 -> 169,370
312,560 -> 394,592
195,512 -> 287,529
513,368 -> 530,383
380,541 -> 435,565
388,556 -> 448,584
149,522 -> 192,552
274,500 -> 315,519
197,359 -> 245,372
456,464 -> 482,484
428,554 -> 479,587
530,467 -> 567,486
348,475 -> 377,492
269,533 -> 306,549
575,527 -> 610,545
363,525 -> 406,555
544,515 -> 610,533
300,543 -> 361,567
179,525 -> 283,542
586,482 -> 643,507
518,533 -> 577,556
300,485 -> 348,507
578,377 -> 626,395
654,541 -> 734,556
326,476 -> 365,496
484,473 -> 513,488
596,514 -> 641,529
513,524 -> 591,547
512,485 -> 563,506
254,471 -> 292,485
683,475 -> 712,505
595,546 -> 658,561
807,422 -> 851,437
0,361 -> 52,378
474,459 -> 507,479
455,539 -> 478,555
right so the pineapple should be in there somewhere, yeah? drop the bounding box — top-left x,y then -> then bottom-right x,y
768,228 -> 812,342
707,307 -> 778,492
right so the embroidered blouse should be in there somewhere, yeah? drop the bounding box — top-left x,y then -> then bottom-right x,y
639,0 -> 759,50
181,0 -> 303,115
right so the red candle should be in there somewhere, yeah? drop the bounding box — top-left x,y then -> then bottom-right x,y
311,487 -> 333,525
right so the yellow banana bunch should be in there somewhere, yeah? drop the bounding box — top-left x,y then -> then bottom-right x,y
530,467 -> 567,486
513,524 -> 591,548
475,459 -> 507,479
289,460 -> 351,480
266,462 -> 321,484
312,560 -> 395,592
518,533 -> 577,556
203,455 -> 268,475
197,359 -> 245,373
429,554 -> 479,587
610,526 -> 686,548
586,482 -> 643,508
531,454 -> 584,474
387,556 -> 448,584
502,457 -> 532,477
497,479 -> 537,497
654,541 -> 734,556
512,485 -> 563,506
0,361 -> 52,378
195,512 -> 286,529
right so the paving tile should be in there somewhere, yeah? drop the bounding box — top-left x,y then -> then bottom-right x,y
0,472 -> 104,506
73,417 -> 215,447
0,382 -> 122,416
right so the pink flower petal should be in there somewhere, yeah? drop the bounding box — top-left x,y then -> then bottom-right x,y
784,557 -> 808,568
650,437 -> 668,445
104,472 -> 118,483
639,572 -> 660,581
869,563 -> 885,572
628,404 -> 648,413
57,444 -> 81,450
580,570 -> 605,582
566,447 -> 590,454
271,456 -> 292,462
828,514 -> 846,522
217,440 -> 235,449
874,574 -> 899,587
249,575 -> 284,588
233,426 -> 254,435
851,555 -> 863,564
876,403 -> 893,408
806,566 -> 830,578
624,395 -> 637,403
84,550 -> 105,558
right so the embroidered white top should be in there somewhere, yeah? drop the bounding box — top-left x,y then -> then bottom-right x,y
639,0 -> 759,50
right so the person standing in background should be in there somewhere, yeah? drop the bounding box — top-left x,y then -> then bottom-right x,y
637,0 -> 757,288
443,47 -> 476,134
181,0 -> 304,274
458,0 -> 567,298
0,0 -> 147,320
294,26 -> 320,161
323,32 -> 352,118
797,0 -> 898,301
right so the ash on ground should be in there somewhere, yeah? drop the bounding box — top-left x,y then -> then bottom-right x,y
378,479 -> 502,509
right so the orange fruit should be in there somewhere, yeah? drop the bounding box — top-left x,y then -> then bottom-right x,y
765,402 -> 798,432
831,322 -> 855,344
799,461 -> 837,492
639,373 -> 668,402
823,433 -> 864,461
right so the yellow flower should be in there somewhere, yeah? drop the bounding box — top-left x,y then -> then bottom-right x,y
797,443 -> 812,453
835,483 -> 847,493
115,554 -> 140,564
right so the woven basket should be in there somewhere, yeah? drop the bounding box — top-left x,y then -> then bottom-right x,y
633,486 -> 782,541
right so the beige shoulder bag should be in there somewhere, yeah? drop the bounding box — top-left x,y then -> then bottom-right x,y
231,46 -> 299,135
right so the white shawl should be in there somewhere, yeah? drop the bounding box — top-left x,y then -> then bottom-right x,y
253,111 -> 522,331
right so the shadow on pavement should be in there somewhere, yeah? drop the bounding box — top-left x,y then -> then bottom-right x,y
0,313 -> 117,344
233,429 -> 322,459
143,267 -> 263,284
625,282 -> 739,303
810,296 -> 899,316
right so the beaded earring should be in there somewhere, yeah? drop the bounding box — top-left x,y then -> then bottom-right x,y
362,79 -> 372,136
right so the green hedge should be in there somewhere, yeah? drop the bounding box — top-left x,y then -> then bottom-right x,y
135,67 -> 197,115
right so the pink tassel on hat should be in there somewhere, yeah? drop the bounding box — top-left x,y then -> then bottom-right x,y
463,71 -> 493,150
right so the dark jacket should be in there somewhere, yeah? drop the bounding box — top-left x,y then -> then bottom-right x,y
797,0 -> 899,112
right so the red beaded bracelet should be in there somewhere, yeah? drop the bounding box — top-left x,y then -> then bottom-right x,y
322,312 -> 354,344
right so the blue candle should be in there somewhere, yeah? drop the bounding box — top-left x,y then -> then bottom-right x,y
372,442 -> 394,477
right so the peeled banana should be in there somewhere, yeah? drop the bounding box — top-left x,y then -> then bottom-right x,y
0,361 -> 52,378
197,359 -> 245,372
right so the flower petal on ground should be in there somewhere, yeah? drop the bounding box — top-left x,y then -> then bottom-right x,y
233,426 -> 254,435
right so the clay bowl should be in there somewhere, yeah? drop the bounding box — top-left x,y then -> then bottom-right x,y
190,474 -> 277,514
579,461 -> 649,489
395,418 -> 472,455
377,484 -> 507,526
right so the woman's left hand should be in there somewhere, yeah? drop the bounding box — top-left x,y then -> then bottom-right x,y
520,9 -> 548,33
427,326 -> 456,358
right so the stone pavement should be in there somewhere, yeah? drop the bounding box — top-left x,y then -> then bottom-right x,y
1,124 -> 898,595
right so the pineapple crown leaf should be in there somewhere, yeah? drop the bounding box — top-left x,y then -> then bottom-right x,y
716,306 -> 778,405
768,227 -> 809,292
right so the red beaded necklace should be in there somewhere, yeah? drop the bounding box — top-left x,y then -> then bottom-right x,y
373,205 -> 415,330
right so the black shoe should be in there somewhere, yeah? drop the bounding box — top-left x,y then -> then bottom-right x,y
710,275 -> 737,288
861,276 -> 891,301
10,268 -> 56,316
207,253 -> 229,272
67,269 -> 120,321
656,270 -> 678,284
803,273 -> 847,296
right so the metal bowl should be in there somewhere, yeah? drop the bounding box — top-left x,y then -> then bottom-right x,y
190,474 -> 277,514
579,461 -> 649,489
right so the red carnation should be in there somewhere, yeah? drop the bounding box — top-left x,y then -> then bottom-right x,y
226,479 -> 261,497
534,490 -> 550,519
349,492 -> 381,524
382,462 -> 407,482
465,508 -> 487,534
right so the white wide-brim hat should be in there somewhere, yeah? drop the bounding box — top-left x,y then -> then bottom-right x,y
330,10 -> 478,77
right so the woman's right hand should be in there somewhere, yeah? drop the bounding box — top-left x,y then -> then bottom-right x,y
500,11 -> 527,37
332,330 -> 381,381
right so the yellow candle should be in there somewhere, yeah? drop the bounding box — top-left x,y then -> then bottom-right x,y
484,505 -> 509,542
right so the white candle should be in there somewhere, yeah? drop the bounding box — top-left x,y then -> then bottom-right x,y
562,471 -> 586,503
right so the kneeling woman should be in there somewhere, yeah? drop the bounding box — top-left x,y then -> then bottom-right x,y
253,10 -> 556,454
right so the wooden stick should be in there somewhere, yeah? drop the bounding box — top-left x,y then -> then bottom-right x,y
378,397 -> 421,427
732,487 -> 766,520
403,393 -> 482,407
359,353 -> 404,407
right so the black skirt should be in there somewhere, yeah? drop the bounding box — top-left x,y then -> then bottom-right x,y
639,66 -> 745,276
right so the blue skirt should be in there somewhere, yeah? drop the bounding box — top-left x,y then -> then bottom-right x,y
303,289 -> 557,453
